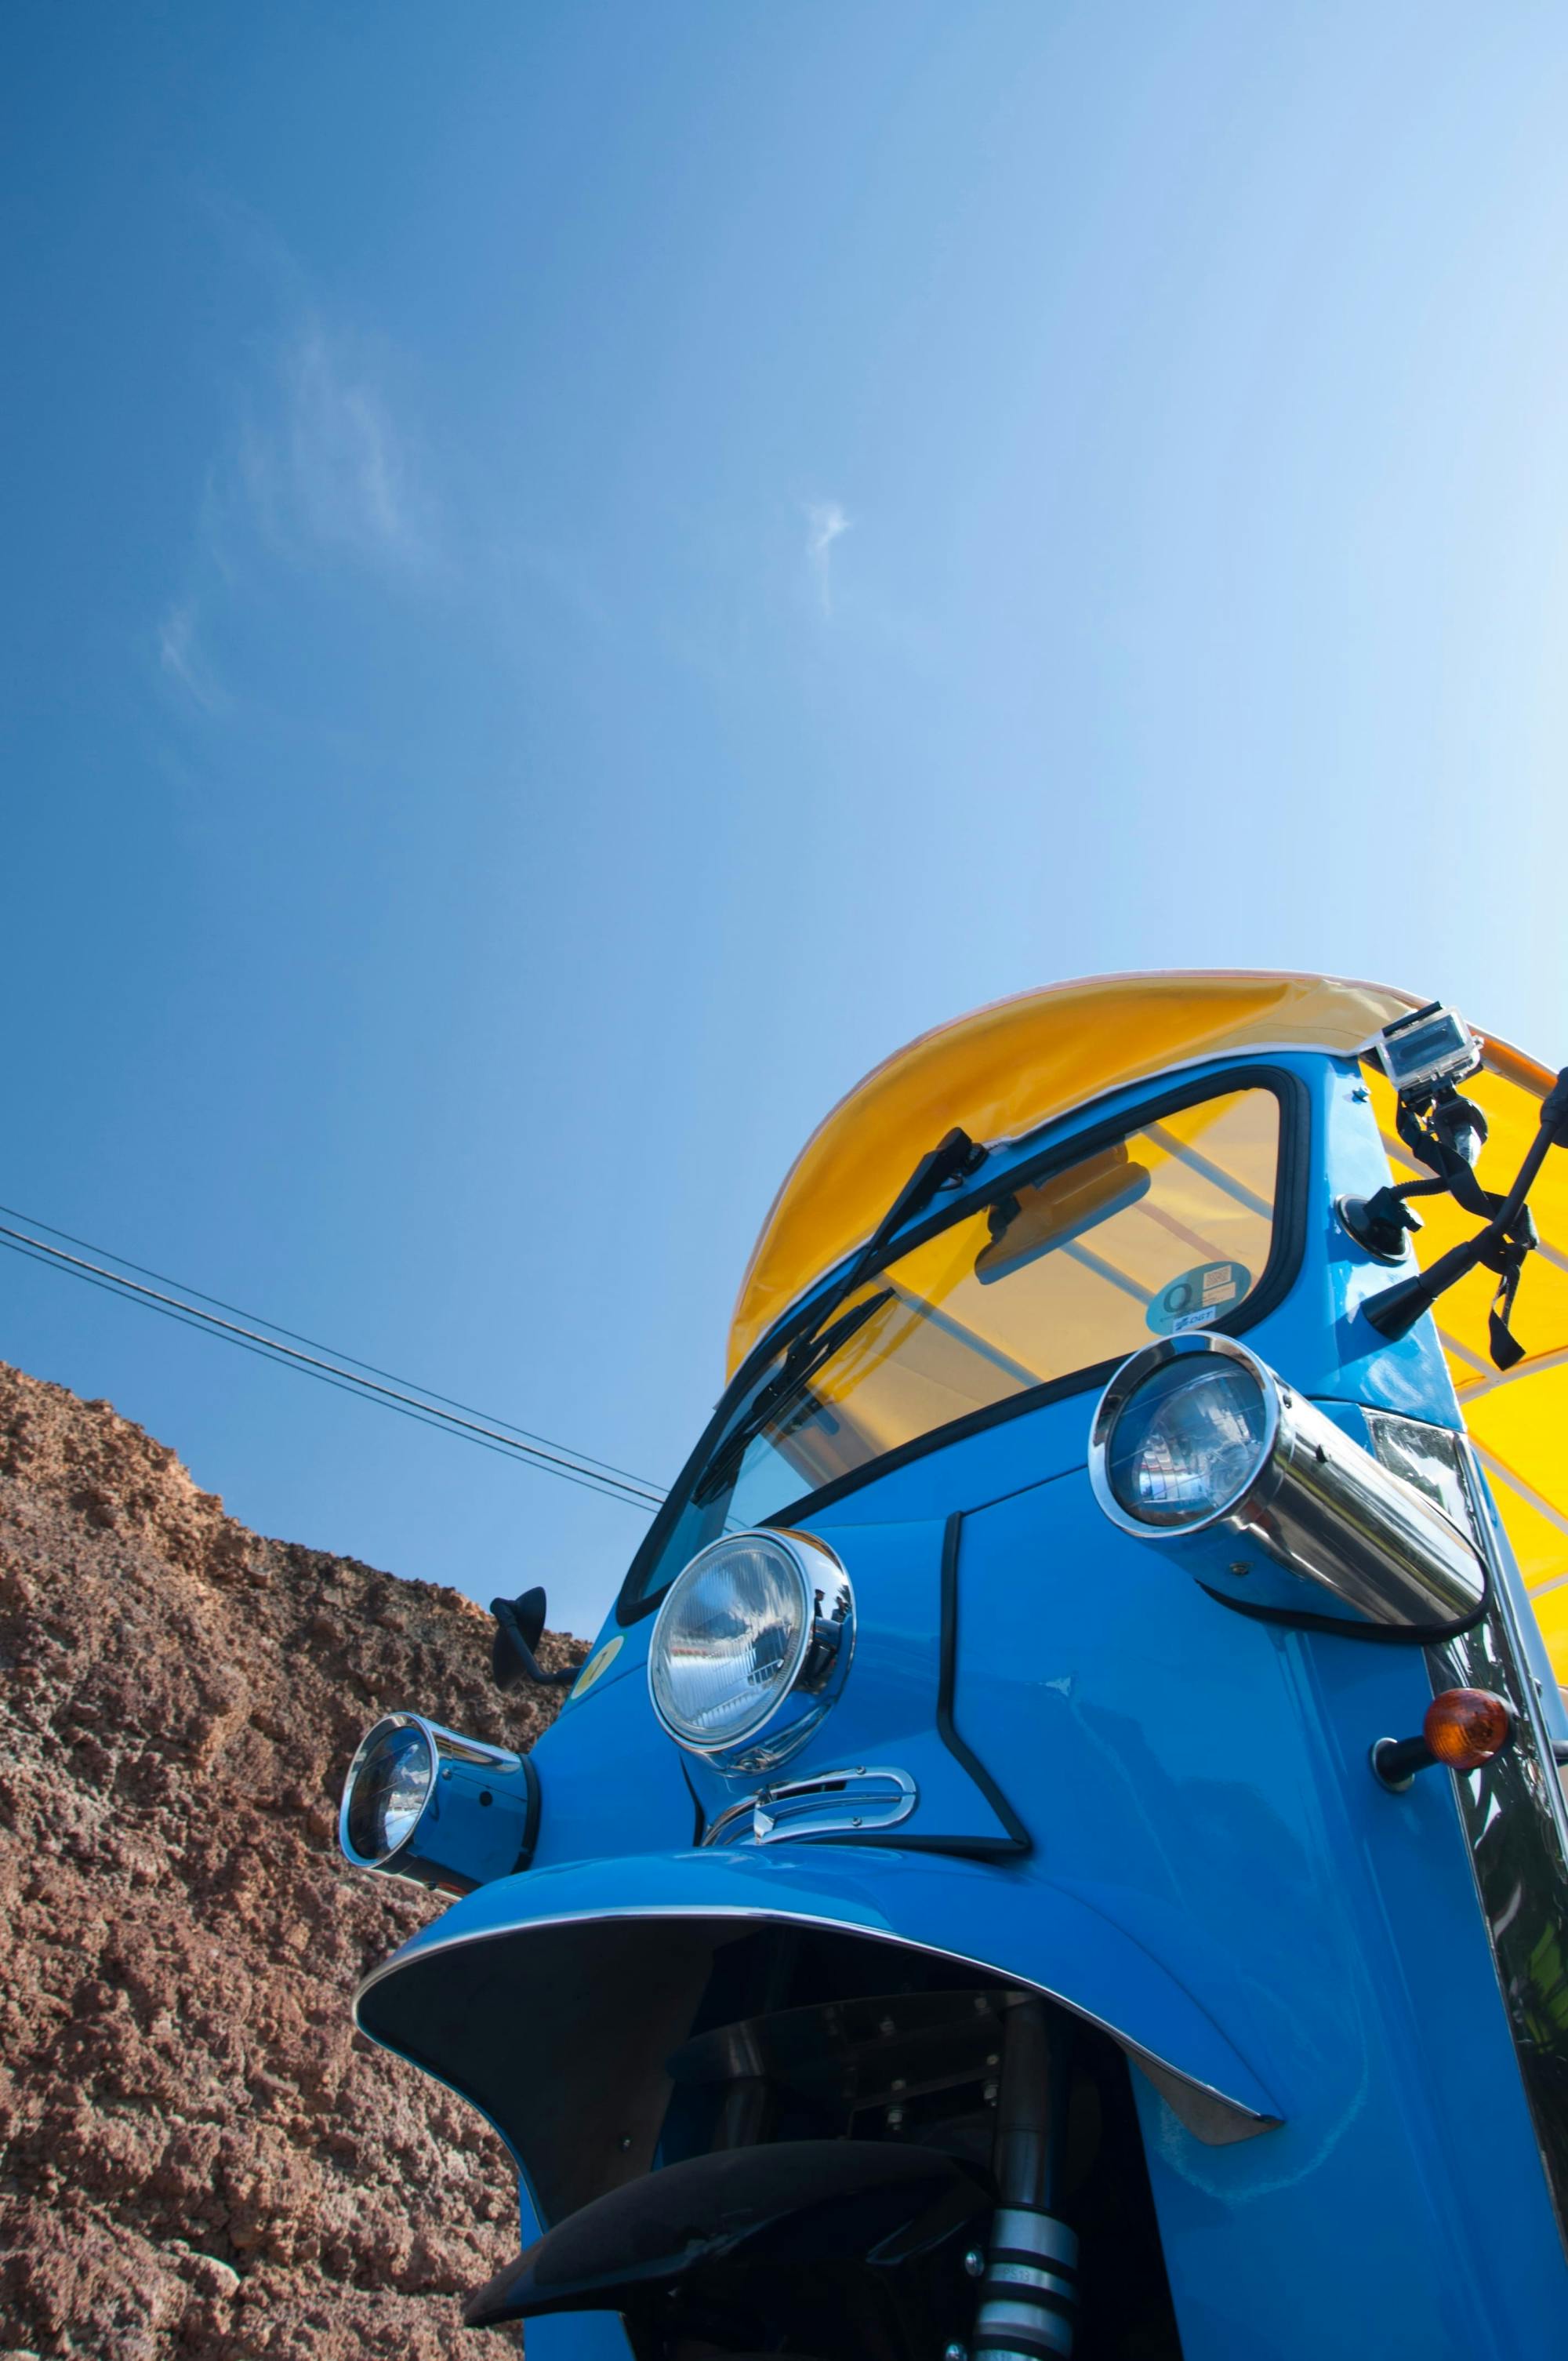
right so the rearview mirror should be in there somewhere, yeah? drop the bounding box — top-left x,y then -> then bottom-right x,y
492,1586 -> 575,1690
975,1144 -> 1150,1285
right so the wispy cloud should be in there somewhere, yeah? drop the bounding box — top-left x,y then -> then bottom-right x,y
805,499 -> 851,617
155,598 -> 228,716
237,322 -> 431,571
155,310 -> 437,715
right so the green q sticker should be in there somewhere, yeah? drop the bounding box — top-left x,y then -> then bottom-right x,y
1147,1261 -> 1251,1336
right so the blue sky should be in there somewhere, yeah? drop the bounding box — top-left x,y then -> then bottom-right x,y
5,4 -> 1568,1635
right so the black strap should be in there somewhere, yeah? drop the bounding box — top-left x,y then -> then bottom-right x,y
1396,1097 -> 1495,1220
1480,1233 -> 1530,1370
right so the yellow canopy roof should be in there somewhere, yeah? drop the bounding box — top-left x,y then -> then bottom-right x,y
728,971 -> 1568,1673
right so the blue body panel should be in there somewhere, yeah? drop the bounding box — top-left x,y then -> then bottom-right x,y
952,1466 -> 1566,2354
677,1512 -> 1022,1852
365,1842 -> 1282,2120
356,1052 -> 1568,2358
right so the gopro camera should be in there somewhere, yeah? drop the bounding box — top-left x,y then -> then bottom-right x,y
1373,1003 -> 1481,1102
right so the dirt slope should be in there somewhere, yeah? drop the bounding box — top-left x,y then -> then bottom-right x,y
0,1357 -> 587,2359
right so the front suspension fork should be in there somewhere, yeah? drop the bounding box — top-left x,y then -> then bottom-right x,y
970,2000 -> 1078,2361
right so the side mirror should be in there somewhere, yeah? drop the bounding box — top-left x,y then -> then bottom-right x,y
492,1586 -> 575,1691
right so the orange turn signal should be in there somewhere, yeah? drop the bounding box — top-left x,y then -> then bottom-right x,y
1423,1687 -> 1514,1771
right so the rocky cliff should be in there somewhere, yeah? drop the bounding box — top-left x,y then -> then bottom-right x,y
0,1357 -> 587,2359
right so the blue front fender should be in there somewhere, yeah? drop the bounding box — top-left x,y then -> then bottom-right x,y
356,1843 -> 1280,2226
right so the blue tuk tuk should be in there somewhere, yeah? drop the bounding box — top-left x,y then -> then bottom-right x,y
337,971 -> 1568,2360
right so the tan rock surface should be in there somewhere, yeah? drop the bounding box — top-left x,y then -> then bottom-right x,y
0,1357 -> 586,2357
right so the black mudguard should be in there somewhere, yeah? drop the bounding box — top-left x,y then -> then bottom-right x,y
464,2138 -> 992,2359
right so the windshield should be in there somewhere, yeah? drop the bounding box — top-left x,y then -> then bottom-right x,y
623,1081 -> 1286,1611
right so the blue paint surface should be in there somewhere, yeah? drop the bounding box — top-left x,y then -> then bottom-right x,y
365,1051 -> 1568,2355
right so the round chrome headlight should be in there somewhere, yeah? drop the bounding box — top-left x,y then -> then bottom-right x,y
341,1712 -> 437,1867
648,1529 -> 853,1767
1087,1331 -> 1487,1639
1090,1334 -> 1276,1535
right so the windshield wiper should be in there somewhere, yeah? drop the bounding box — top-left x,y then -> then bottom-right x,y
691,1125 -> 987,1506
692,1289 -> 895,1505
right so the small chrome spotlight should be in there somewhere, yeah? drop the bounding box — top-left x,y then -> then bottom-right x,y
339,1713 -> 539,1893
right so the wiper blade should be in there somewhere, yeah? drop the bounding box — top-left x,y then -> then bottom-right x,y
691,1124 -> 987,1509
786,1124 -> 986,1373
692,1288 -> 894,1506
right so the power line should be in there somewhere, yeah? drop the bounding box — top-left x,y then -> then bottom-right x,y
0,1230 -> 653,1507
0,1214 -> 667,1515
0,1219 -> 666,1511
0,1200 -> 662,1494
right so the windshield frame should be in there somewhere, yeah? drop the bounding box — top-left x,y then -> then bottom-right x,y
616,1060 -> 1310,1623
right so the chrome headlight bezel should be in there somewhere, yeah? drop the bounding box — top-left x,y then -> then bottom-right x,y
1088,1331 -> 1279,1537
647,1527 -> 855,1774
339,1711 -> 439,1870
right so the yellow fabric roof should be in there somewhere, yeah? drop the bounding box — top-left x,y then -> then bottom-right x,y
728,971 -> 1568,1676
729,972 -> 1425,1372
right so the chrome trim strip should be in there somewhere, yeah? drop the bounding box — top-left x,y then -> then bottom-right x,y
700,1766 -> 920,1847
699,1796 -> 758,1848
1461,1438 -> 1568,1863
753,1764 -> 917,1842
352,1899 -> 1281,2145
1425,1440 -> 1568,2254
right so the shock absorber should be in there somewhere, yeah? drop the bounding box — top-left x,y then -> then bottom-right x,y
970,1998 -> 1078,2361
